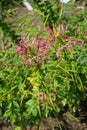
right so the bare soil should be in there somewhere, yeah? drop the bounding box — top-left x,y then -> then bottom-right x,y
0,97 -> 87,130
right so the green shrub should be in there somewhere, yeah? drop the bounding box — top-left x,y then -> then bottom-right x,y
0,23 -> 87,129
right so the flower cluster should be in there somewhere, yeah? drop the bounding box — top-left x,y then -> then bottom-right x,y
38,89 -> 57,108
17,23 -> 84,67
17,27 -> 57,67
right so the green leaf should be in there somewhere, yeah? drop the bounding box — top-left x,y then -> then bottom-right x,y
14,126 -> 22,130
10,113 -> 16,123
26,99 -> 33,106
13,101 -> 19,108
26,99 -> 38,116
4,110 -> 12,118
32,108 -> 37,117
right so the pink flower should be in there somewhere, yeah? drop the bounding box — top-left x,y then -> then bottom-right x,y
81,40 -> 84,47
23,54 -> 28,60
49,29 -> 53,35
19,54 -> 28,60
41,43 -> 48,49
67,45 -> 72,51
60,45 -> 67,50
33,56 -> 38,60
62,22 -> 68,31
19,55 -> 24,59
21,37 -> 26,42
62,22 -> 65,29
45,37 -> 50,42
56,45 -> 70,57
25,61 -> 32,66
39,93 -> 44,101
65,25 -> 68,32
68,37 -> 76,41
17,46 -> 21,52
39,93 -> 45,107
19,37 -> 26,46
17,46 -> 25,53
37,43 -> 48,57
47,24 -> 53,35
36,40 -> 40,48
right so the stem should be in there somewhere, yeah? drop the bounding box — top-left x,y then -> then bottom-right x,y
60,1 -> 63,17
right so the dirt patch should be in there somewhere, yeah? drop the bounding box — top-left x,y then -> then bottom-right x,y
0,98 -> 87,130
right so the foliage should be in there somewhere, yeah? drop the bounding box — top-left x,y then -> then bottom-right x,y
0,0 -> 22,8
0,0 -> 23,46
33,0 -> 61,28
0,0 -> 87,129
0,22 -> 87,129
0,0 -> 43,49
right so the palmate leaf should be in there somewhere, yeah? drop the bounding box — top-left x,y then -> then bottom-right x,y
20,90 -> 32,106
77,51 -> 87,66
13,101 -> 20,108
26,99 -> 38,116
14,126 -> 22,130
4,109 -> 12,119
10,113 -> 16,124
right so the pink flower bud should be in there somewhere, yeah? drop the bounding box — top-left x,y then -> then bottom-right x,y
53,101 -> 57,107
81,40 -> 84,47
36,34 -> 39,40
52,90 -> 56,97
